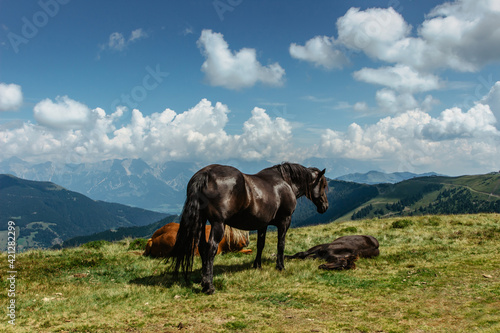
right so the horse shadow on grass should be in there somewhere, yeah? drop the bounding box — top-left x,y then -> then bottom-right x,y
129,257 -> 275,291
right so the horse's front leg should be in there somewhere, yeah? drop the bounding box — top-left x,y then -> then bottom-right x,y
253,227 -> 267,269
276,216 -> 291,271
198,222 -> 225,295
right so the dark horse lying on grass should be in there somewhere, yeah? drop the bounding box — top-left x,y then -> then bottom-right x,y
285,235 -> 379,270
169,162 -> 329,294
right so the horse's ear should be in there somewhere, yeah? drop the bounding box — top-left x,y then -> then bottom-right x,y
319,169 -> 326,177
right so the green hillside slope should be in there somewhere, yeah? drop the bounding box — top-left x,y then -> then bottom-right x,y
423,173 -> 500,196
61,215 -> 179,248
0,174 -> 167,250
346,173 -> 500,221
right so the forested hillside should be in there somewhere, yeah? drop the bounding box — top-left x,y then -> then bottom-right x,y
0,174 -> 167,250
61,215 -> 178,248
347,173 -> 500,221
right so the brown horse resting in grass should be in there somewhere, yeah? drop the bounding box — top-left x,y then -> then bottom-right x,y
285,235 -> 379,270
169,162 -> 329,294
143,222 -> 252,258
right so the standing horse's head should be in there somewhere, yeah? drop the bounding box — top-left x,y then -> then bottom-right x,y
310,168 -> 329,213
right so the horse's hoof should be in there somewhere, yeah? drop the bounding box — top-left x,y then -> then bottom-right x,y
202,285 -> 215,295
201,280 -> 215,295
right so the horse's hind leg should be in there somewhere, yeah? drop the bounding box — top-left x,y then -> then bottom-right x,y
253,227 -> 267,269
199,222 -> 224,295
276,216 -> 291,271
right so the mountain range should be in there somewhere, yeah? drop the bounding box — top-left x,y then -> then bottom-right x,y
335,170 -> 441,185
0,174 -> 168,250
0,157 -> 438,214
0,157 -> 197,213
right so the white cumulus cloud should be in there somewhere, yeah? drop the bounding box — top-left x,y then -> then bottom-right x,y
290,0 -> 500,116
375,89 -> 419,114
289,36 -> 349,70
33,96 -> 96,130
422,104 -> 498,140
335,1 -> 500,72
321,100 -> 500,174
353,65 -> 442,93
234,107 -> 293,161
197,29 -> 285,90
0,83 -> 23,111
418,0 -> 500,71
481,81 -> 500,129
0,98 -> 293,164
337,7 -> 411,60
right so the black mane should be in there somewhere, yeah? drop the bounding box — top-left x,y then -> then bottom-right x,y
273,162 -> 314,198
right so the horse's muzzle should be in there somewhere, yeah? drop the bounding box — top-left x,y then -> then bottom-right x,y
317,203 -> 328,214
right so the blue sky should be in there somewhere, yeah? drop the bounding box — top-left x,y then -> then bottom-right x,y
1,0 -> 500,176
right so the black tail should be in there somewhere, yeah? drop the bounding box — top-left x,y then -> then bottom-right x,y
169,171 -> 208,281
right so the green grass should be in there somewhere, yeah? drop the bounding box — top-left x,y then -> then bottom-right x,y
391,219 -> 413,229
1,214 -> 499,332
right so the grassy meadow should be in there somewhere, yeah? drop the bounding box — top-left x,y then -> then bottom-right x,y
1,214 -> 499,332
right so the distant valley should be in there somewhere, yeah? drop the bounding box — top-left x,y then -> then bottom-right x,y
0,174 -> 168,251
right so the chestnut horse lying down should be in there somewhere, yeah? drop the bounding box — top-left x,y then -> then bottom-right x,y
285,235 -> 379,270
143,223 -> 252,258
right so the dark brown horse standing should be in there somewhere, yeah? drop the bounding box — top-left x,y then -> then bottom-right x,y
170,162 -> 329,294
